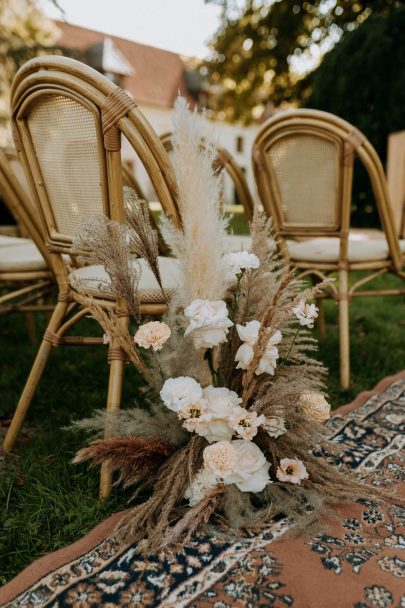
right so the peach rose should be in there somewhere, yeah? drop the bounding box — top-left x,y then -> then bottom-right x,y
134,321 -> 171,351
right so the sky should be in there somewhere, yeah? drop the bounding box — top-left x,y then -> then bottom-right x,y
39,0 -> 224,58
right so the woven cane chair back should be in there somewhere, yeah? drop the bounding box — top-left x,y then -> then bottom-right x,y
11,56 -> 180,263
25,95 -> 106,238
253,109 -> 402,270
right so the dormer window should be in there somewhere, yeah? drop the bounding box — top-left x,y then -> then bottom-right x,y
86,37 -> 134,85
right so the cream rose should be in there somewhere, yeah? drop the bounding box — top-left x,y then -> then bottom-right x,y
184,299 -> 233,349
299,392 -> 331,423
224,440 -> 271,492
203,441 -> 238,477
160,376 -> 202,413
134,321 -> 171,351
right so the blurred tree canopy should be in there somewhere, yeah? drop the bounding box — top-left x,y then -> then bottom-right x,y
0,0 -> 69,143
205,0 -> 401,123
306,6 -> 405,227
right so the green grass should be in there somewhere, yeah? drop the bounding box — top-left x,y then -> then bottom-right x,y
0,273 -> 404,584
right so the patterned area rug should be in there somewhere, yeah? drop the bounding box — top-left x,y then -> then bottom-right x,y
1,372 -> 404,608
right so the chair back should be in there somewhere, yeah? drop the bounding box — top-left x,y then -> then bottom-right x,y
252,109 -> 402,270
387,131 -> 405,239
0,147 -> 53,267
11,56 -> 180,289
160,132 -> 255,222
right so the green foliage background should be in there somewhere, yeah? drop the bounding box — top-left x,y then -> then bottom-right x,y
305,7 -> 405,227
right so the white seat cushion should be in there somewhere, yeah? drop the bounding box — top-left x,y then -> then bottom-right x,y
0,243 -> 47,272
0,235 -> 32,248
287,237 -> 405,263
70,256 -> 180,304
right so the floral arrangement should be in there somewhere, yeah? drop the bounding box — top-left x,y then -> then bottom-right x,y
71,98 -> 384,552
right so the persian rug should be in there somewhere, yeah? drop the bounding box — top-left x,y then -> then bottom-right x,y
1,372 -> 404,608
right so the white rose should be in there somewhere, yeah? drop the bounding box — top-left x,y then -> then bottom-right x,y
184,299 -> 233,349
184,467 -> 219,506
224,440 -> 271,492
224,251 -> 260,279
292,301 -> 319,329
235,322 -> 282,376
160,376 -> 202,413
134,321 -> 171,351
299,392 -> 331,423
255,329 -> 282,376
194,386 -> 241,443
236,320 -> 260,345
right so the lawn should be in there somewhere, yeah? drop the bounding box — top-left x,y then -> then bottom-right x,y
0,270 -> 404,585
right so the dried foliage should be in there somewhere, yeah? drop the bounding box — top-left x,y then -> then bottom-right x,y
68,403 -> 188,448
72,215 -> 140,316
115,436 -> 207,551
124,186 -> 163,291
160,97 -> 229,307
73,436 -> 174,489
70,98 -> 388,555
69,284 -> 154,385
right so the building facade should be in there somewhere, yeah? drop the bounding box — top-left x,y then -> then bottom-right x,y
55,21 -> 258,205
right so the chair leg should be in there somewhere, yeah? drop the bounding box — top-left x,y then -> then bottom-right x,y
99,322 -> 128,499
2,300 -> 68,451
338,270 -> 350,390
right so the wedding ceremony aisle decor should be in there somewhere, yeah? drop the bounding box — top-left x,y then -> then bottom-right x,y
2,372 -> 404,607
66,98 -> 389,553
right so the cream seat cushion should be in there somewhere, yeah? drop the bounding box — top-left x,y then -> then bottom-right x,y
0,235 -> 31,248
0,243 -> 47,272
70,256 -> 180,304
288,237 -> 405,263
224,234 -> 277,253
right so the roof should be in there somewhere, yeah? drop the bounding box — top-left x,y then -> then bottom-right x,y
54,20 -> 194,108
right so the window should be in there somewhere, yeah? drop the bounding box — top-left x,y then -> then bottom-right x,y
236,135 -> 244,153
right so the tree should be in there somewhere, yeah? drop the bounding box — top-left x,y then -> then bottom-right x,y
0,0 -> 64,144
205,0 -> 401,123
306,6 -> 405,227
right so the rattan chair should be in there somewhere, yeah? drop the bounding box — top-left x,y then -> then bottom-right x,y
0,147 -> 55,338
4,56 -> 181,497
252,108 -> 405,389
160,132 -> 255,252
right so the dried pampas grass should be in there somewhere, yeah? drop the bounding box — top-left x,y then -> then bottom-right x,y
124,186 -> 163,291
160,97 -> 229,306
72,215 -> 140,316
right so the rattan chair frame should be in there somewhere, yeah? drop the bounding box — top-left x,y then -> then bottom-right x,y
4,56 -> 181,498
0,147 -> 55,337
160,131 -> 255,222
253,109 -> 405,389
